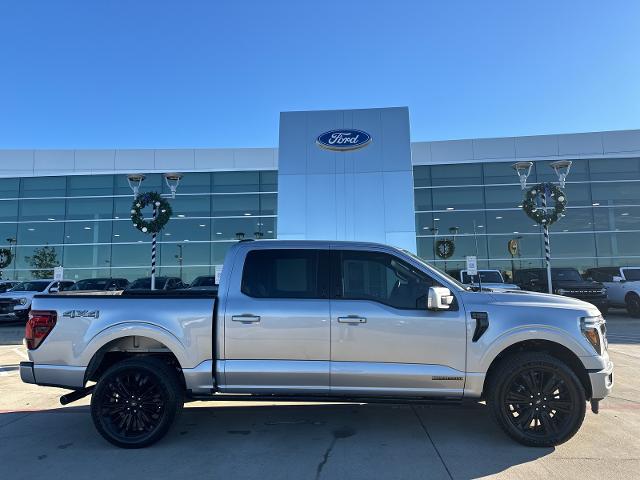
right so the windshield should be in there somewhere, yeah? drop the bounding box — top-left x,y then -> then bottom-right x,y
191,276 -> 216,287
400,249 -> 466,290
10,281 -> 50,292
623,269 -> 640,281
70,279 -> 111,290
551,269 -> 583,282
129,278 -> 166,289
462,271 -> 503,284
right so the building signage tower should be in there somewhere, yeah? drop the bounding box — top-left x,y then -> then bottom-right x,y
277,107 -> 417,252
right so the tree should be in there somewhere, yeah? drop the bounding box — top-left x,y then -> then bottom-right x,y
25,246 -> 59,279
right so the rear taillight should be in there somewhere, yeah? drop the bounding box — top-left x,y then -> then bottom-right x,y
25,310 -> 57,350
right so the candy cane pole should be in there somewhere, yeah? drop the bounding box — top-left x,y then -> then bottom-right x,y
542,186 -> 552,294
151,203 -> 157,290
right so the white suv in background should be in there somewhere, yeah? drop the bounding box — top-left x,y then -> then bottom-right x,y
0,279 -> 75,321
586,267 -> 640,317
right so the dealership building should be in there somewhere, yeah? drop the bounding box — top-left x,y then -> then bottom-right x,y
0,106 -> 639,282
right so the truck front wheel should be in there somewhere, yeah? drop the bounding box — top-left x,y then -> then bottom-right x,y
90,356 -> 184,448
488,352 -> 586,447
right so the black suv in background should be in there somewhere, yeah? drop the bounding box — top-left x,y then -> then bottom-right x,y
514,267 -> 609,314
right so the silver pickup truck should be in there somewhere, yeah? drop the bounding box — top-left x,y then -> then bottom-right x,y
20,240 -> 613,448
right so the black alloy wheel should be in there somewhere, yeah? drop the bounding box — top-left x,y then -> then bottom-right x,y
626,294 -> 640,318
489,352 -> 585,447
90,357 -> 183,448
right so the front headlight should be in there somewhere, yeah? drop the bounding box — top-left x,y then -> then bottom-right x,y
581,315 -> 605,355
556,288 -> 566,295
18,297 -> 27,305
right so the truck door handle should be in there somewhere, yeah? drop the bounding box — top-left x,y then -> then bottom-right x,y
338,316 -> 367,324
232,315 -> 261,323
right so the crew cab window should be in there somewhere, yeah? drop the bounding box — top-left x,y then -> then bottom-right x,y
241,249 -> 325,299
336,250 -> 438,309
622,269 -> 640,281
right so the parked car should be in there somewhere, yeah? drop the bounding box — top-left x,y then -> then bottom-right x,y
585,267 -> 640,317
0,280 -> 20,293
0,279 -> 74,320
187,275 -> 218,293
68,278 -> 130,292
514,268 -> 608,314
21,240 -> 613,448
126,276 -> 185,291
449,269 -> 520,290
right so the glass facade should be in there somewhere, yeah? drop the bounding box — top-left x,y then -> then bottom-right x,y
0,171 -> 277,282
414,157 -> 640,276
1,156 -> 639,283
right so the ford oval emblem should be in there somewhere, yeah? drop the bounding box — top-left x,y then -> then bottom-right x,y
316,129 -> 372,151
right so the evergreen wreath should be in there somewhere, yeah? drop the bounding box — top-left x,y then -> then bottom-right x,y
435,239 -> 455,259
522,182 -> 567,226
0,248 -> 12,268
130,192 -> 172,234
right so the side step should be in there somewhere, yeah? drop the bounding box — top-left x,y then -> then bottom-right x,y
186,393 -> 463,405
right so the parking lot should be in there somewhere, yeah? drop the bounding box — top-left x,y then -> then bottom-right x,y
0,312 -> 638,480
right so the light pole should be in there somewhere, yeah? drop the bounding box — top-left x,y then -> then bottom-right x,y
512,160 -> 572,293
164,173 -> 183,199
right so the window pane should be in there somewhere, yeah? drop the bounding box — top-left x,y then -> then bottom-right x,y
535,159 -> 589,183
484,185 -> 525,209
260,171 -> 278,192
414,189 -> 432,211
0,178 -> 20,198
159,242 -> 210,268
213,217 -> 271,241
212,172 -> 259,193
19,199 -> 66,221
413,166 -> 431,188
593,206 -> 640,231
591,181 -> 640,206
548,232 -> 596,258
64,221 -> 112,244
339,250 -> 436,309
212,194 -> 260,217
67,175 -> 114,197
0,200 -> 18,221
161,172 -> 210,195
66,197 -> 113,220
589,158 -> 640,181
18,222 -> 64,246
212,241 -> 235,265
21,176 -> 66,198
431,164 -> 482,186
114,173 -> 162,196
431,187 -> 484,210
63,245 -> 111,268
595,232 -> 640,257
487,234 -> 542,261
483,162 -> 535,185
260,193 -> 277,215
241,249 -> 320,299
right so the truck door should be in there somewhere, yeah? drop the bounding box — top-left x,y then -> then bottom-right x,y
329,249 -> 467,397
222,248 -> 331,393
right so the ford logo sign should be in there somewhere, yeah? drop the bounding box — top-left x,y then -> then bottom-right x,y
316,129 -> 372,151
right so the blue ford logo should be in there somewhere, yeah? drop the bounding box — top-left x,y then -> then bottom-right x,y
316,129 -> 372,151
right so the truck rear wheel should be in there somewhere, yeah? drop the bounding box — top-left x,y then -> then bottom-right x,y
488,352 -> 586,447
626,293 -> 640,318
90,356 -> 183,448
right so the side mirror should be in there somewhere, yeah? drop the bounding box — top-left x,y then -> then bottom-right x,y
428,287 -> 454,311
612,276 -> 624,283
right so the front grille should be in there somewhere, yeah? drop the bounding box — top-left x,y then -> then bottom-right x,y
565,290 -> 605,296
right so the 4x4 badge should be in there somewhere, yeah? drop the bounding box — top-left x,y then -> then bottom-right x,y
62,310 -> 100,319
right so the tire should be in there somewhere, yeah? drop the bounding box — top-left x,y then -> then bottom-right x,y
488,352 -> 586,447
626,293 -> 640,318
90,356 -> 184,448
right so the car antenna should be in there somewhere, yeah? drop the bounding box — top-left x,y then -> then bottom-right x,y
473,220 -> 482,291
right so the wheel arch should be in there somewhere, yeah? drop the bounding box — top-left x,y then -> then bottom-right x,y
82,326 -> 189,388
482,339 -> 592,400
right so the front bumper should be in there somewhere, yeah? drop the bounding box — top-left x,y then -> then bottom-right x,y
589,360 -> 614,400
20,361 -> 36,384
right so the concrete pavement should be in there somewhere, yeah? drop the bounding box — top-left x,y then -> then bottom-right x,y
0,312 -> 639,479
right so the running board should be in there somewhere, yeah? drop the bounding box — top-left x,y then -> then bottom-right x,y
185,393 -> 463,405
